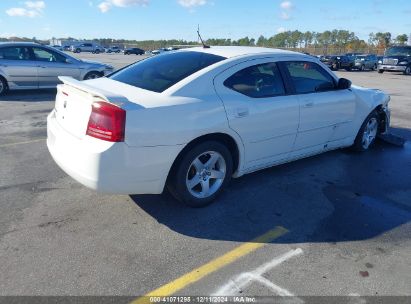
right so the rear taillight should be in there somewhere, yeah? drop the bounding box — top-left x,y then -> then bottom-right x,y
86,101 -> 126,142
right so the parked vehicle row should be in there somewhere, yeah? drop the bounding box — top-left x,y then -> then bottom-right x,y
49,44 -> 177,56
317,47 -> 411,75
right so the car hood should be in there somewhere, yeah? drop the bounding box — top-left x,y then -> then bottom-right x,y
383,55 -> 410,61
80,59 -> 113,69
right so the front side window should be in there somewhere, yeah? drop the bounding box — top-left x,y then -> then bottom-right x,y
224,62 -> 285,98
0,47 -> 31,61
284,61 -> 336,94
110,51 -> 226,93
32,47 -> 66,63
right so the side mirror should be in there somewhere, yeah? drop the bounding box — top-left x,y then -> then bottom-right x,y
338,78 -> 352,90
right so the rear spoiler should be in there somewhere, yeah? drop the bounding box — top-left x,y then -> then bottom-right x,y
58,76 -> 130,106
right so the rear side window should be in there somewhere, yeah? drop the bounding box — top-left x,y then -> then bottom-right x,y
0,47 -> 31,60
109,51 -> 226,93
224,62 -> 285,98
284,61 -> 336,94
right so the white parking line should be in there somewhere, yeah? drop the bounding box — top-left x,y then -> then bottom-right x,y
212,248 -> 303,299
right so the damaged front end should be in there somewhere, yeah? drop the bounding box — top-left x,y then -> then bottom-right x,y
377,103 -> 391,135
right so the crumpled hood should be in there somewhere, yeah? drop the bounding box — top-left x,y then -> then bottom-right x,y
351,85 -> 390,107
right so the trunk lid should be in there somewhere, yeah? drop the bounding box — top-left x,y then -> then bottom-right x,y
54,77 -> 166,140
54,77 -> 131,139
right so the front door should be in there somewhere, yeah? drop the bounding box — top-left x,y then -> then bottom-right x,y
31,47 -> 81,87
281,61 -> 356,155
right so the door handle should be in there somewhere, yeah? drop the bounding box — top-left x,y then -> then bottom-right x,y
234,108 -> 249,118
303,102 -> 314,108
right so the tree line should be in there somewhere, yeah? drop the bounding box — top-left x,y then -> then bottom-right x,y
1,30 -> 409,54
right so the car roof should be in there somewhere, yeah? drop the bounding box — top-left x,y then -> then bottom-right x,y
0,42 -> 41,47
183,46 -> 299,59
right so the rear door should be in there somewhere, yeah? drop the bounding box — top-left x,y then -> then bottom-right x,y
0,46 -> 38,88
281,61 -> 356,154
214,59 -> 300,169
32,47 -> 81,87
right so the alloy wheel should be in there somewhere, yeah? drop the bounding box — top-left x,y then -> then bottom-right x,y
185,151 -> 226,199
362,117 -> 378,150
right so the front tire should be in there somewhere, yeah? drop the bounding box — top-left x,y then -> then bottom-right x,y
351,111 -> 379,152
0,77 -> 8,96
168,141 -> 233,208
378,70 -> 384,74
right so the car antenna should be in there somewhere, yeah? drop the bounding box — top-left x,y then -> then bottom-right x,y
197,25 -> 210,49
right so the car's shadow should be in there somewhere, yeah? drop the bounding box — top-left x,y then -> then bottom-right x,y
0,89 -> 56,102
131,127 -> 411,244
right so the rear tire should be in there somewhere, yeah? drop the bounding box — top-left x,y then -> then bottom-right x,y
0,77 -> 8,96
378,70 -> 384,74
168,141 -> 233,208
404,66 -> 411,75
95,49 -> 100,54
75,48 -> 81,53
351,111 -> 380,152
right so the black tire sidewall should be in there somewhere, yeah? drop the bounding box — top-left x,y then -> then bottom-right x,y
0,77 -> 7,95
84,72 -> 101,80
170,141 -> 233,207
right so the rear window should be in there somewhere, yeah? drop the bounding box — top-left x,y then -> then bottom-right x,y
109,51 -> 226,93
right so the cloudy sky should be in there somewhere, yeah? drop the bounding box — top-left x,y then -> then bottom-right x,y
1,0 -> 410,40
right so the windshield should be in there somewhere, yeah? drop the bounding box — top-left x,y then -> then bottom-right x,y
385,47 -> 411,57
109,51 -> 226,93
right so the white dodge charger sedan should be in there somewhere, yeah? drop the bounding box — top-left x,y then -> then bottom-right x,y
47,46 -> 390,207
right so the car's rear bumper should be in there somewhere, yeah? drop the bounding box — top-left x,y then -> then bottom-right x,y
47,111 -> 181,195
378,65 -> 406,72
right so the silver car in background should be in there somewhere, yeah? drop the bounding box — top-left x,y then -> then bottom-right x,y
70,43 -> 105,54
353,54 -> 378,71
0,42 -> 114,95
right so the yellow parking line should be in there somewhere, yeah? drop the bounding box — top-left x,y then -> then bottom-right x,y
130,226 -> 288,304
0,138 -> 46,148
